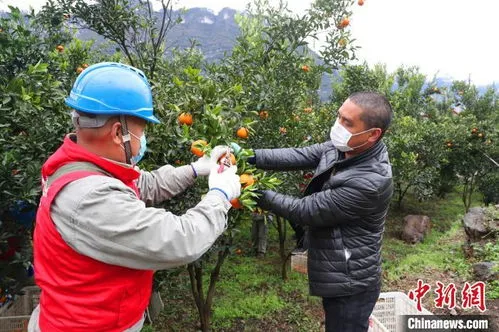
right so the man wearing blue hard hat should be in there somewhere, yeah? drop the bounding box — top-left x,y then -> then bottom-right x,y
29,62 -> 240,332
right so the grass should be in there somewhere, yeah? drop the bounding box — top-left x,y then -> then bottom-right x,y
144,188 -> 497,331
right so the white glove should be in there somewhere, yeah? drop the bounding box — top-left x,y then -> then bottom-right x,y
191,145 -> 229,177
208,164 -> 241,201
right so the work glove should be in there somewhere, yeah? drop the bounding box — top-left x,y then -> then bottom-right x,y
208,164 -> 241,201
191,145 -> 228,177
230,142 -> 242,155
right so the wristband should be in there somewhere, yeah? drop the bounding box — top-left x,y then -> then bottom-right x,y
190,164 -> 198,178
209,187 -> 229,200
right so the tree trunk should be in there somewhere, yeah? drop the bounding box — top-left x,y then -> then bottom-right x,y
462,172 -> 477,213
274,216 -> 289,280
188,246 -> 231,332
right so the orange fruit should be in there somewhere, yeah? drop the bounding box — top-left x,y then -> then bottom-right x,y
178,112 -> 193,126
236,127 -> 249,139
190,139 -> 207,157
301,65 -> 310,72
279,127 -> 287,135
218,153 -> 236,166
358,0 -> 364,5
235,249 -> 242,255
339,17 -> 350,28
259,110 -> 269,119
239,173 -> 255,188
56,45 -> 64,52
76,67 -> 84,74
230,198 -> 243,209
303,107 -> 313,113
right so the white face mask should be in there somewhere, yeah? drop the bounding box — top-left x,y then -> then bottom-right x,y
329,119 -> 374,152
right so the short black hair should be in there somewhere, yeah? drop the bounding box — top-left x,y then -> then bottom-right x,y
349,92 -> 393,134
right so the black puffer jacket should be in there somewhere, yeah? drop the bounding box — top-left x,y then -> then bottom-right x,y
255,140 -> 393,297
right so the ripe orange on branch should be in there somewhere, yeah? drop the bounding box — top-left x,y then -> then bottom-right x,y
358,0 -> 364,6
259,111 -> 269,119
178,112 -> 193,126
230,198 -> 243,209
236,127 -> 249,139
56,45 -> 64,52
190,139 -> 208,157
301,65 -> 310,72
339,17 -> 350,28
239,173 -> 255,188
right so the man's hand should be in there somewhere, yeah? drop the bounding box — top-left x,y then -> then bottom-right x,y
208,165 -> 241,201
191,145 -> 228,177
255,190 -> 272,211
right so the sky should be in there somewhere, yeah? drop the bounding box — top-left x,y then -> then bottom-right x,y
1,0 -> 498,86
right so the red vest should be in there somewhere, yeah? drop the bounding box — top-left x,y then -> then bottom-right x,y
34,135 -> 153,331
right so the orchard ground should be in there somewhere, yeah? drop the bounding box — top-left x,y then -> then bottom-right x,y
142,189 -> 498,331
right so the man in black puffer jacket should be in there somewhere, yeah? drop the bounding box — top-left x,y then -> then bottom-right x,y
250,92 -> 393,332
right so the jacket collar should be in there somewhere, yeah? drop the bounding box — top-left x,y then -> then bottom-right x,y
42,134 -> 140,183
334,140 -> 386,169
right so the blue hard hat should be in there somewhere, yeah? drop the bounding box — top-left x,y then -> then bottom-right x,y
65,62 -> 160,123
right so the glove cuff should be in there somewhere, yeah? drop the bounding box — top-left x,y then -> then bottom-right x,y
209,187 -> 229,200
190,164 -> 198,178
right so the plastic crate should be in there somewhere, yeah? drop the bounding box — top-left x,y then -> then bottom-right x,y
369,314 -> 389,332
371,291 -> 433,332
290,250 -> 308,274
0,286 -> 40,332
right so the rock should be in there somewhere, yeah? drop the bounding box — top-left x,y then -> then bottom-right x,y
401,215 -> 431,244
473,262 -> 499,281
463,208 -> 488,241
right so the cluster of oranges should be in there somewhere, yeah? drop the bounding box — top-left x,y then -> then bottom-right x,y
55,45 -> 89,74
178,113 -> 249,140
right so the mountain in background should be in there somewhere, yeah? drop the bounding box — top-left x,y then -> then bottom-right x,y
1,7 -> 495,97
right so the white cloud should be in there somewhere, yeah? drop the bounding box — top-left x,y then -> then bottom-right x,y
1,0 -> 497,85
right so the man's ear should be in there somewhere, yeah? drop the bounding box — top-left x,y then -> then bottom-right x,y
368,128 -> 383,142
110,121 -> 122,145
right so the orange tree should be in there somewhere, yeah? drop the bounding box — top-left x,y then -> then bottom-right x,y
0,4 -> 94,297
141,52 -> 281,330
441,83 -> 498,212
